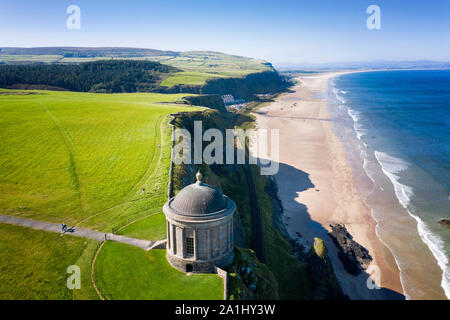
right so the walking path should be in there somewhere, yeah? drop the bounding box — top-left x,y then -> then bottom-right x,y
0,215 -> 166,251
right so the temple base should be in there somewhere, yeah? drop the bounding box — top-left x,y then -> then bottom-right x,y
166,251 -> 234,273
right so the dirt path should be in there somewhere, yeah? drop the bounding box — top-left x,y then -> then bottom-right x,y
0,214 -> 164,251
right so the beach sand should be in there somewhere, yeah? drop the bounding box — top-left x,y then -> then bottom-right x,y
252,72 -> 405,299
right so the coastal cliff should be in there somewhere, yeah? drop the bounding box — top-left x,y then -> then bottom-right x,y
0,59 -> 284,99
161,71 -> 285,100
226,247 -> 279,300
182,94 -> 227,113
171,96 -> 347,300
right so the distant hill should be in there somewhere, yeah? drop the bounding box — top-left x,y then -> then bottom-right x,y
276,60 -> 450,71
0,47 -> 177,57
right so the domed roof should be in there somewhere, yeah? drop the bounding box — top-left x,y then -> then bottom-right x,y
170,171 -> 227,216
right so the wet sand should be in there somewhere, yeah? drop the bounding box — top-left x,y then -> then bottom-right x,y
252,72 -> 405,299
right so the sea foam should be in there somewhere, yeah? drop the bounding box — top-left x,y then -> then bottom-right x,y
410,213 -> 450,299
347,108 -> 367,140
375,150 -> 450,299
333,87 -> 346,104
374,151 -> 413,207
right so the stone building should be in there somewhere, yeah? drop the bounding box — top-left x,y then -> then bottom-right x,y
163,171 -> 235,273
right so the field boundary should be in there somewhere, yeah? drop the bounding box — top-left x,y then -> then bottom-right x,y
91,241 -> 106,300
125,115 -> 164,202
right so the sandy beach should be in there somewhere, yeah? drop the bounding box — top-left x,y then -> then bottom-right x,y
252,72 -> 405,299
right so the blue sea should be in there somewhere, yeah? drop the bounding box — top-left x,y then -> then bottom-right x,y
328,70 -> 450,300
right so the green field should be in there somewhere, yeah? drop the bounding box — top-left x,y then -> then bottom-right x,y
160,71 -> 227,87
0,223 -> 223,300
0,223 -> 99,300
0,54 -> 62,64
94,242 -> 224,300
0,89 -> 200,234
158,52 -> 271,86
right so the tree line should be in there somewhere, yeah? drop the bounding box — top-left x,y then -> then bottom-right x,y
0,60 -> 179,93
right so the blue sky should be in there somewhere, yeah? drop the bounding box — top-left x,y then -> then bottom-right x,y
0,0 -> 449,64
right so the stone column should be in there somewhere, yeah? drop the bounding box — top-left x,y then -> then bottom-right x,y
227,221 -> 231,251
207,229 -> 211,260
172,224 -> 177,255
230,218 -> 234,249
167,220 -> 171,251
194,229 -> 198,260
180,227 -> 185,258
217,226 -> 221,257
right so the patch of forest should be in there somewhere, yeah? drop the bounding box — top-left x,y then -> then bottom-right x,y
0,60 -> 179,93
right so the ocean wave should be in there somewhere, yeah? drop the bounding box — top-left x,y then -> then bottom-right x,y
374,150 -> 450,299
409,213 -> 450,299
347,107 -> 360,123
333,87 -> 346,104
362,158 -> 376,183
340,90 -> 348,94
348,108 -> 367,140
374,151 -> 413,207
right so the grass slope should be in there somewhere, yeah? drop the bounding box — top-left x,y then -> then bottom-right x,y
115,213 -> 166,240
160,71 -> 227,87
0,223 -> 99,300
94,242 -> 223,300
0,89 -> 200,235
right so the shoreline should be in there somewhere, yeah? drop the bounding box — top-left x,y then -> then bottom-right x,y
252,71 -> 405,299
327,70 -> 449,300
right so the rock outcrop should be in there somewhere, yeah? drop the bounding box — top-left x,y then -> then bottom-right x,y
439,219 -> 450,228
306,238 -> 347,300
226,247 -> 279,300
328,224 -> 372,275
